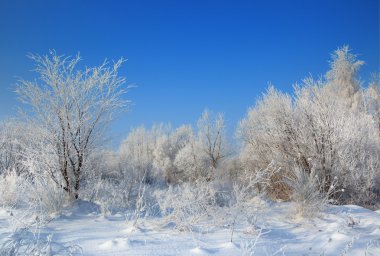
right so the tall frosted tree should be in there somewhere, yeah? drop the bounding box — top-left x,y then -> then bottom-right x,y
16,51 -> 130,198
326,45 -> 364,109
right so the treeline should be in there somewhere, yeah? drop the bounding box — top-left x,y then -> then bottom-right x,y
0,46 -> 379,218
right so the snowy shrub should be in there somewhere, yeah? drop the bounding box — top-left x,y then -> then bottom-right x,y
0,176 -> 66,234
0,169 -> 66,224
0,132 -> 67,222
239,228 -> 263,256
81,174 -> 158,221
126,173 -> 153,228
27,175 -> 67,218
6,176 -> 67,227
225,168 -> 274,242
17,140 -> 68,219
0,171 -> 22,207
154,181 -> 216,231
0,235 -> 54,256
0,229 -> 82,256
286,167 -> 338,218
228,182 -> 255,242
81,177 -> 131,215
0,121 -> 28,176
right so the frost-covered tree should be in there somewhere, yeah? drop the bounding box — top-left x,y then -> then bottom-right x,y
197,110 -> 229,172
326,45 -> 363,110
237,86 -> 295,173
174,138 -> 206,182
237,47 -> 380,204
237,86 -> 297,199
296,80 -> 379,203
173,131 -> 214,182
16,51 -> 130,198
172,110 -> 230,182
119,125 -> 165,183
153,125 -> 193,183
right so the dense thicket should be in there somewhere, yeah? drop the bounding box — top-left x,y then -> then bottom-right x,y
238,46 -> 380,205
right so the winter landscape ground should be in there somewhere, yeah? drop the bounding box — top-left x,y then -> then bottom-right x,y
1,200 -> 380,255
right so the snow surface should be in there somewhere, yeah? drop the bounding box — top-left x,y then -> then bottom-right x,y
1,201 -> 380,255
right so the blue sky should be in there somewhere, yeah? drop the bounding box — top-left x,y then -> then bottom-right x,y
0,0 -> 379,143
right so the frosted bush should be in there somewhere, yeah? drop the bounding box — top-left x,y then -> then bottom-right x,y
226,168 -> 274,242
0,171 -> 22,207
154,181 -> 216,231
0,229 -> 82,256
81,178 -> 132,215
286,167 -> 338,218
28,175 -> 67,218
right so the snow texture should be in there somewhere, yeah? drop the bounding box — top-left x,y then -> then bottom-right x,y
1,201 -> 379,255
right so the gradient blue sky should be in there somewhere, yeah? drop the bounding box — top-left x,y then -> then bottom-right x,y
0,0 -> 379,143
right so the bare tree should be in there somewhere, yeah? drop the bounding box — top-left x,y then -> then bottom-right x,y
16,51 -> 130,198
197,110 -> 228,171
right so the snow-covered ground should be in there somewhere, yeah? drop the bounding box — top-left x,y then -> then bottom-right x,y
1,201 -> 379,255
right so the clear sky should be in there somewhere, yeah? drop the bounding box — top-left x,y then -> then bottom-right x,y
0,0 -> 379,143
